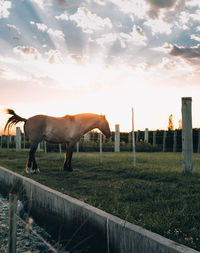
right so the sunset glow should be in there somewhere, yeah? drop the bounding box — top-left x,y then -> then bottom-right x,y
1,0 -> 200,133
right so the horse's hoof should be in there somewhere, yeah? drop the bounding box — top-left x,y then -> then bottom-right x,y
25,167 -> 31,174
32,168 -> 40,174
35,168 -> 40,174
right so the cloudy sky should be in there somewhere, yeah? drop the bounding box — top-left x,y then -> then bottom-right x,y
0,0 -> 200,132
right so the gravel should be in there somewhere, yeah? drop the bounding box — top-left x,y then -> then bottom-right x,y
0,194 -> 68,253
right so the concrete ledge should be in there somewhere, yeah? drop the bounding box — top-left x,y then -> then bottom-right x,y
0,165 -> 199,253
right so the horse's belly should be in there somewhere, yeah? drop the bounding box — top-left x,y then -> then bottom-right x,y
44,133 -> 67,144
44,128 -> 70,144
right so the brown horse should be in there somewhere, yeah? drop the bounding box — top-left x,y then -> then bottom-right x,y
4,109 -> 111,173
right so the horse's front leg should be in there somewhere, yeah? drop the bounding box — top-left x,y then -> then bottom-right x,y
26,142 -> 39,174
68,148 -> 74,171
63,144 -> 74,172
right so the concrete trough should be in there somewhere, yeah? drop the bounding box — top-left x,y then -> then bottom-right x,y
0,165 -> 199,253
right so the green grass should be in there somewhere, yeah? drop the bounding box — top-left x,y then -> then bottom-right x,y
0,149 -> 200,251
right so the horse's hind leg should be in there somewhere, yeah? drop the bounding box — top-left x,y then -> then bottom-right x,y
26,143 -> 38,174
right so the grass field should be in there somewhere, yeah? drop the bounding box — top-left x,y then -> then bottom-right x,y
0,149 -> 200,251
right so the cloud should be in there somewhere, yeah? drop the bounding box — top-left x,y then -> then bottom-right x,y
191,34 -> 200,42
45,49 -> 63,64
13,46 -> 41,60
96,25 -> 147,48
70,7 -> 112,34
168,44 -> 200,67
55,11 -> 69,21
47,28 -> 65,40
175,11 -> 190,30
146,0 -> 177,19
144,15 -> 173,34
6,24 -> 21,34
190,9 -> 200,22
35,23 -> 48,32
0,68 -> 7,77
169,44 -> 200,59
0,0 -> 11,18
96,33 -> 117,48
30,21 -> 65,40
109,0 -> 148,19
129,25 -> 147,45
29,0 -> 49,9
93,0 -> 106,5
186,0 -> 200,8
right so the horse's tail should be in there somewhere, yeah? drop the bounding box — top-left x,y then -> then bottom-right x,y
4,109 -> 27,133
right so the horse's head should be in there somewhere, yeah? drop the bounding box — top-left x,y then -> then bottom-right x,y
99,115 -> 111,138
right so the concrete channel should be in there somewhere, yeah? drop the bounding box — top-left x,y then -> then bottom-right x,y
0,165 -> 199,253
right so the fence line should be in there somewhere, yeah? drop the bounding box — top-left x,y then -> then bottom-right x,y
1,128 -> 200,153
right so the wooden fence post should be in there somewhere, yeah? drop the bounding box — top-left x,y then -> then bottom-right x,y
76,142 -> 79,158
144,128 -> 149,143
136,131 -> 139,143
173,130 -> 177,152
197,129 -> 200,153
43,141 -> 46,153
84,132 -> 90,142
132,108 -> 136,167
0,131 -> 2,148
128,132 -> 131,144
163,131 -> 167,152
153,131 -> 156,146
37,143 -> 40,152
7,134 -> 10,149
59,144 -> 62,153
114,124 -> 120,152
23,133 -> 26,149
8,193 -> 17,253
16,127 -> 21,151
99,133 -> 103,164
182,97 -> 193,174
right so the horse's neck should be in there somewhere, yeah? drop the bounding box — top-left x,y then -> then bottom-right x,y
79,115 -> 100,135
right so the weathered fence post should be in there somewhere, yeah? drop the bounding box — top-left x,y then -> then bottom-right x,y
16,127 -> 21,151
197,129 -> 200,153
37,143 -> 40,152
99,133 -> 103,164
173,130 -> 177,152
182,97 -> 193,174
76,142 -> 79,158
8,193 -> 17,253
7,134 -> 10,149
59,144 -> 62,153
136,131 -> 139,143
128,132 -> 131,144
132,108 -> 136,167
114,124 -> 120,152
43,141 -> 46,153
23,133 -> 26,149
144,128 -> 149,143
163,131 -> 167,152
153,131 -> 156,146
84,132 -> 90,142
0,131 -> 2,148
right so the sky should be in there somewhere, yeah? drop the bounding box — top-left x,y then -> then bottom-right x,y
0,0 -> 200,133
